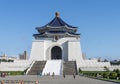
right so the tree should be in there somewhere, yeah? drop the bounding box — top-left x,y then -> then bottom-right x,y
104,66 -> 109,71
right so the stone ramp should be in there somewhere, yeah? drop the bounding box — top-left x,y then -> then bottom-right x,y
42,60 -> 62,75
27,61 -> 46,75
63,61 -> 77,75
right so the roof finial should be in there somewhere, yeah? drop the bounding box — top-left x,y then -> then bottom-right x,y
55,12 -> 60,17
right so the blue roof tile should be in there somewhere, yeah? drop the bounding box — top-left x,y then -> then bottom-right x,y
40,12 -> 77,28
46,17 -> 77,28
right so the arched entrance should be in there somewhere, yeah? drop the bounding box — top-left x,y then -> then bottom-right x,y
51,46 -> 62,59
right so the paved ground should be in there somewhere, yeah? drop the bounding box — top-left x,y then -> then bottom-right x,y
0,75 -> 118,84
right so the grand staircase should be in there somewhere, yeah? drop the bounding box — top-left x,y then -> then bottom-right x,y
63,61 -> 77,75
27,61 -> 46,75
27,60 -> 77,75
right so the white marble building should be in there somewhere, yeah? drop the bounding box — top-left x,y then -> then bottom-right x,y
29,12 -> 83,70
0,12 -> 120,73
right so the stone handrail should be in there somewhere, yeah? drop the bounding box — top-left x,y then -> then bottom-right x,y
26,60 -> 35,75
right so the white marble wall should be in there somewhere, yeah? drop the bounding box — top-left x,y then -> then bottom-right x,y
30,40 -> 44,61
29,37 -> 82,62
0,60 -> 30,71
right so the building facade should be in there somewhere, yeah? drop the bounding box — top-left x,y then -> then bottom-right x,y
29,12 -> 83,68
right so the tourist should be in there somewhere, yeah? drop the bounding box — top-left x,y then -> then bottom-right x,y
73,73 -> 75,79
52,72 -> 55,77
63,73 -> 65,78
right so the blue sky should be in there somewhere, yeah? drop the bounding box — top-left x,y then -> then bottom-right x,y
0,0 -> 120,60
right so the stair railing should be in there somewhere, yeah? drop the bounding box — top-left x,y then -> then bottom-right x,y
26,60 -> 35,75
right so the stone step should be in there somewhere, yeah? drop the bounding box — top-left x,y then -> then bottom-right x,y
63,61 -> 77,75
27,61 -> 46,75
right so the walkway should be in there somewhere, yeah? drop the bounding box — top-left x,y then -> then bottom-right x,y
0,75 -> 118,84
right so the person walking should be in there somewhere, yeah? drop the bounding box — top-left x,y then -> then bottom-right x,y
63,73 -> 65,78
73,73 -> 76,79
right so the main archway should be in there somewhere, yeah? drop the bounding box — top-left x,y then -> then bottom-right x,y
51,46 -> 62,59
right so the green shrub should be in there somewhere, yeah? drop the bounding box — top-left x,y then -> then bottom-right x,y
0,71 -> 24,76
109,72 -> 117,79
117,72 -> 120,77
79,68 -> 82,73
103,72 -> 110,78
113,69 -> 119,73
10,71 -> 23,75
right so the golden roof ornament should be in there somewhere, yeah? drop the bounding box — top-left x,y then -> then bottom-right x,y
55,12 -> 60,17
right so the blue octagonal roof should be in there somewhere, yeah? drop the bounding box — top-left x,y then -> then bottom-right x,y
40,12 -> 77,28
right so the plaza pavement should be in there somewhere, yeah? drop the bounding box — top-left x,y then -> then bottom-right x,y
0,75 -> 118,84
